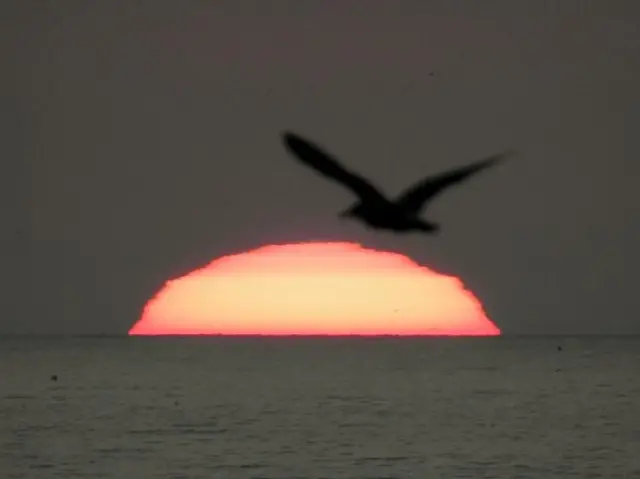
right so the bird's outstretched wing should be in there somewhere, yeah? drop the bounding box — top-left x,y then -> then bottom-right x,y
283,132 -> 387,203
394,150 -> 512,213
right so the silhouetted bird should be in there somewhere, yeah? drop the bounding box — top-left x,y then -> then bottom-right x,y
282,132 -> 511,234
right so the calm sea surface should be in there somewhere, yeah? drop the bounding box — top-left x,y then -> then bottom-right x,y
1,336 -> 639,478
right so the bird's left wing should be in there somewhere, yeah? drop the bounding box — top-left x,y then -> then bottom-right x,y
283,132 -> 388,203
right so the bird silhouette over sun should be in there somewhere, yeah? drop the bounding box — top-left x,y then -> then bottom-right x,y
129,242 -> 500,336
282,132 -> 511,234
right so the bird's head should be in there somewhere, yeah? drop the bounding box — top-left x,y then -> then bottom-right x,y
338,204 -> 361,219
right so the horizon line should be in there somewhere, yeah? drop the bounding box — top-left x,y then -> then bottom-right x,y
1,333 -> 639,338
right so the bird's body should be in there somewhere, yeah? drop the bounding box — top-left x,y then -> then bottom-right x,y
344,202 -> 440,232
282,132 -> 510,234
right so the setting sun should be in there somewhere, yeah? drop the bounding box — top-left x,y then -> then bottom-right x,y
128,242 -> 500,336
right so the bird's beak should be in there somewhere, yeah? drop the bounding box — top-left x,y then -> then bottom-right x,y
339,208 -> 353,219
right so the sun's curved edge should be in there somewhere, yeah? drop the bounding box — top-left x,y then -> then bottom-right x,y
129,241 -> 501,337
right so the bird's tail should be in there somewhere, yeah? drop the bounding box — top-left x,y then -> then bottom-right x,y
417,221 -> 440,234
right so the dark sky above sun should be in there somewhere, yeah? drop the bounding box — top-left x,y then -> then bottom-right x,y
2,1 -> 639,335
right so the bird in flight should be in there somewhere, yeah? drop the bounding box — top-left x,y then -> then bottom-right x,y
282,131 -> 511,234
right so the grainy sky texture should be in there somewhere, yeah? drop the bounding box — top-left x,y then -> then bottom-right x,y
2,1 -> 639,334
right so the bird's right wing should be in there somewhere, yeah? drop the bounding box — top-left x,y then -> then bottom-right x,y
282,132 -> 387,203
395,150 -> 512,213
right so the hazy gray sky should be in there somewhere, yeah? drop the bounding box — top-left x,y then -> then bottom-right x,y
2,0 -> 639,334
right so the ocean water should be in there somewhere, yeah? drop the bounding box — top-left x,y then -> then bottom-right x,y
1,336 -> 639,478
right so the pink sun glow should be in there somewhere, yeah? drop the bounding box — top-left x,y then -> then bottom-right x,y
128,242 -> 500,336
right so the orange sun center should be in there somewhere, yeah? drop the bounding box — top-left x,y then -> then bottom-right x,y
128,242 -> 500,336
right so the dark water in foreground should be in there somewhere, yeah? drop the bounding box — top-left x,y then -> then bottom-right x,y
1,336 -> 639,478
